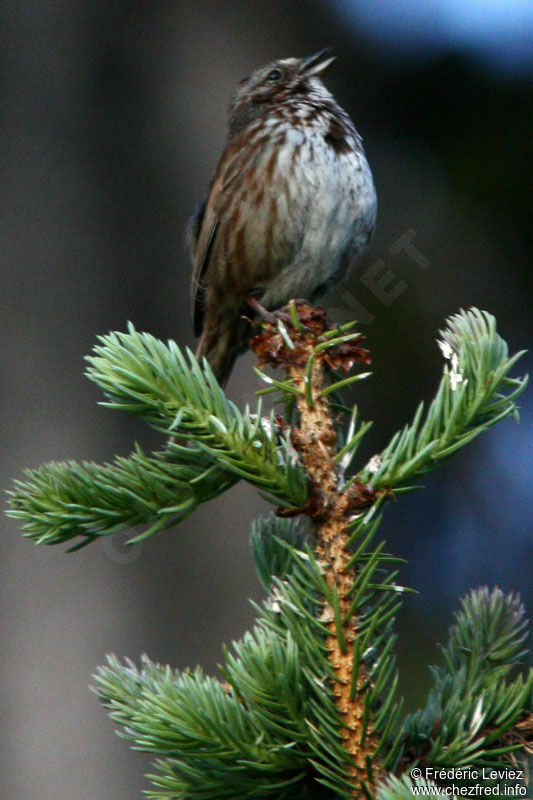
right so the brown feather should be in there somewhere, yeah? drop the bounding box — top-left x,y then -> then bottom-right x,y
188,54 -> 377,385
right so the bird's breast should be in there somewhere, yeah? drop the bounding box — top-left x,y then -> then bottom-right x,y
246,117 -> 376,279
213,109 -> 376,309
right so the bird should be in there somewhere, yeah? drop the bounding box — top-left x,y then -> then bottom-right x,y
189,49 -> 377,385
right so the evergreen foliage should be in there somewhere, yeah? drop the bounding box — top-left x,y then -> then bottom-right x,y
6,446 -> 239,549
6,307 -> 531,798
95,511 -> 405,799
402,588 -> 533,772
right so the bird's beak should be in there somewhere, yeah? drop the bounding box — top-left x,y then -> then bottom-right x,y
299,48 -> 336,78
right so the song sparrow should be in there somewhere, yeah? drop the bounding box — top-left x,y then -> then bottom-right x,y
189,49 -> 377,385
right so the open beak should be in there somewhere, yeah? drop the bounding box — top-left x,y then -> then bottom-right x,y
299,47 -> 336,78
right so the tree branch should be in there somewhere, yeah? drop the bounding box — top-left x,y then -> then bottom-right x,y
251,301 -> 383,796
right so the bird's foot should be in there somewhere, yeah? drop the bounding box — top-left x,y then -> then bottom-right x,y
246,296 -> 292,327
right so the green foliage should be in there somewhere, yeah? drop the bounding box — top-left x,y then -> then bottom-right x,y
6,307 -> 531,798
7,445 -> 238,549
358,308 -> 528,488
343,510 -> 408,769
95,656 -> 310,800
94,515 -> 340,799
7,326 -> 309,547
93,522 -> 532,798
376,775 -> 439,800
7,310 -> 527,548
400,588 -> 533,774
250,515 -> 312,591
85,326 -> 307,505
94,512 -> 405,798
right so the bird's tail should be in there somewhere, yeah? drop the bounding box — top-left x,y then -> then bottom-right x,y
195,316 -> 251,387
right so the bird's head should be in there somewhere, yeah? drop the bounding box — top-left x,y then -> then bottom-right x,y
229,49 -> 336,131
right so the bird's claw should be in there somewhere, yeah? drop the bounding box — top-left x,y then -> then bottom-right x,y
246,296 -> 292,327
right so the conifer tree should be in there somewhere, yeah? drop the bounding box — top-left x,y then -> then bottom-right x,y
7,303 -> 532,798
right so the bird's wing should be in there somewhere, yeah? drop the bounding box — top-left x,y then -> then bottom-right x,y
190,139 -> 265,336
189,199 -> 216,336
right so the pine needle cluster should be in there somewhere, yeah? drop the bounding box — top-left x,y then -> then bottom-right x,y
6,306 -> 532,798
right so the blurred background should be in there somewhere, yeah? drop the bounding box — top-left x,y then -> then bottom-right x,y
1,1 -> 532,797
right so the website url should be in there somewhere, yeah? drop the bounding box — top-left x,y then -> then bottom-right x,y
411,785 -> 527,796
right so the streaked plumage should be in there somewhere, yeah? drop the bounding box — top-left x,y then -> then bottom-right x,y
189,50 -> 377,384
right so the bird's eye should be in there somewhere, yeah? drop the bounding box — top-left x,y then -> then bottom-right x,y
266,68 -> 282,82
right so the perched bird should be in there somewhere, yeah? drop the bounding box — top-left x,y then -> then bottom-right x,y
189,49 -> 377,385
